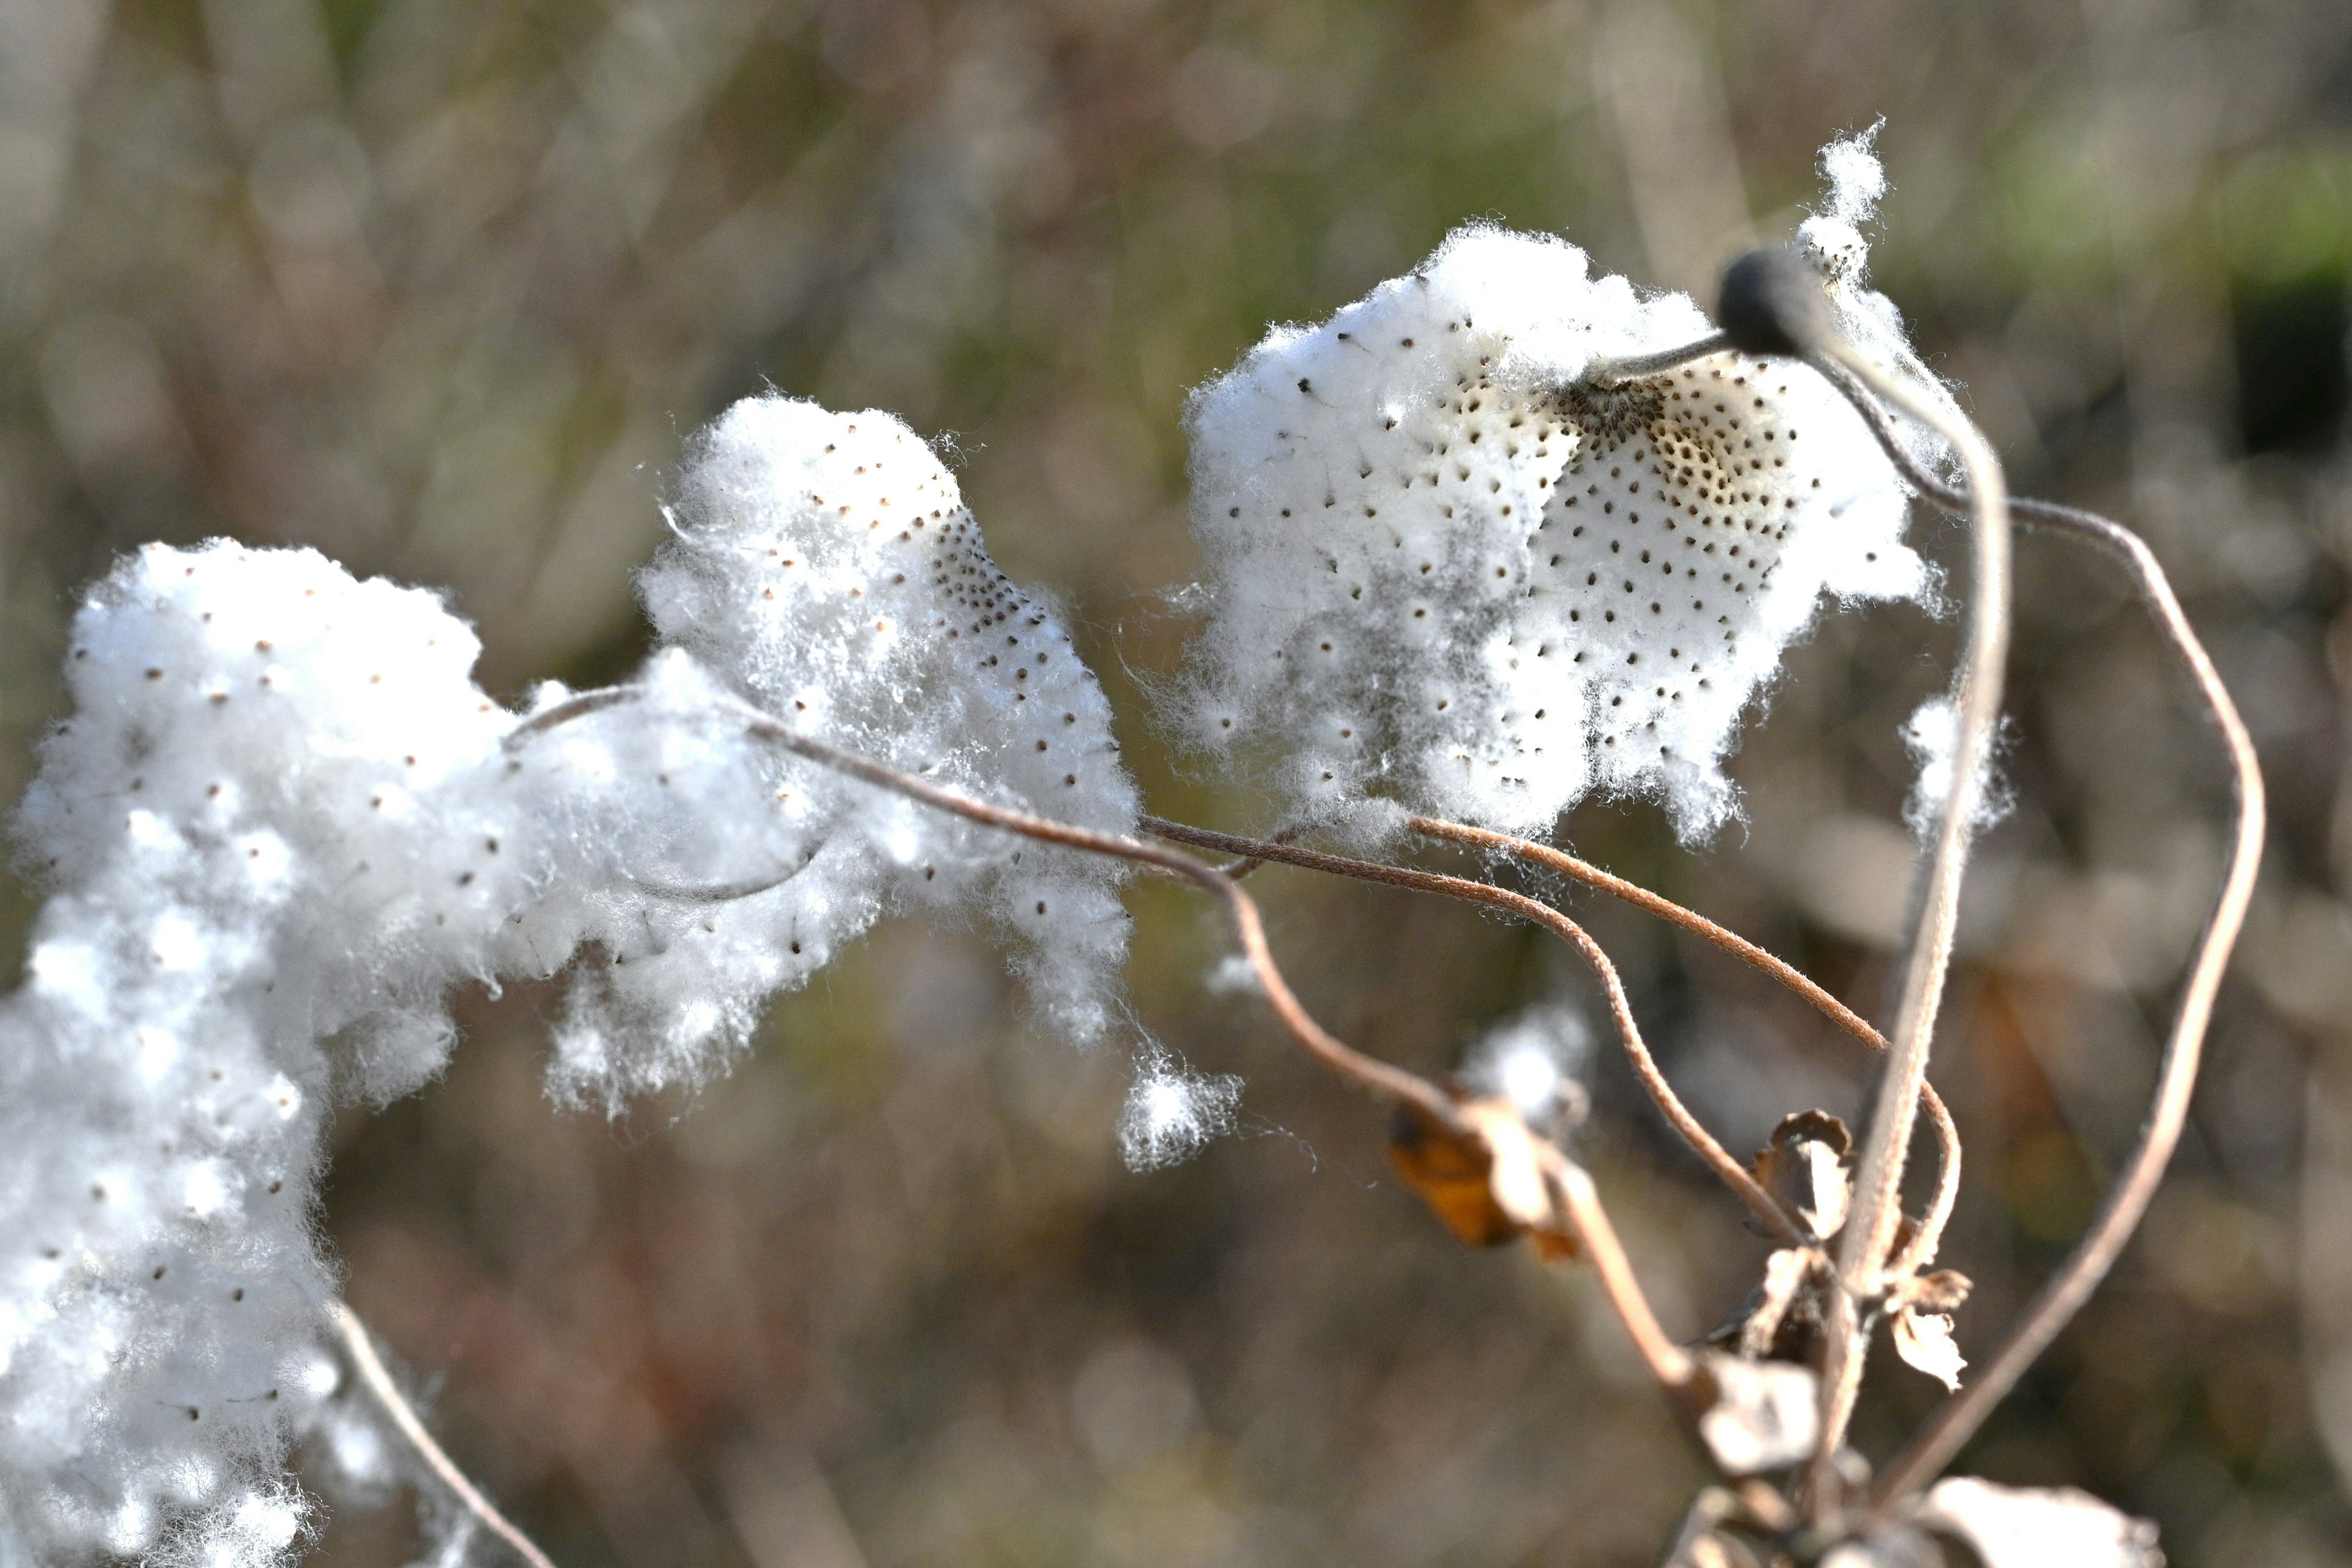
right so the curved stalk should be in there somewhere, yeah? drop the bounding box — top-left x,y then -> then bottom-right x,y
1404,813 -> 1963,1271
1583,331 -> 1734,386
505,689 -> 1461,1131
1811,345 -> 2012,1480
1141,816 -> 1803,1245
1820,363 -> 2267,1512
328,1303 -> 561,1568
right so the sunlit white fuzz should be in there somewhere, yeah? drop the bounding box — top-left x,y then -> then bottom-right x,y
1461,1003 -> 1590,1136
1899,695 -> 2011,846
1179,162 -> 1925,838
0,399 -> 1141,1561
1117,1047 -> 1244,1170
601,396 -> 1142,1095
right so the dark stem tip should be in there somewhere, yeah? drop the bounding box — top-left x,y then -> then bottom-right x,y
1717,249 -> 1834,358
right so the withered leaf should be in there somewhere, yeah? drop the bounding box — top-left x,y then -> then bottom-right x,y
1751,1109 -> 1853,1240
1387,1096 -> 1574,1256
1694,1351 -> 1820,1476
1891,1307 -> 1965,1393
1740,1247 -> 1817,1361
1917,1476 -> 2163,1567
1900,1268 -> 1972,1315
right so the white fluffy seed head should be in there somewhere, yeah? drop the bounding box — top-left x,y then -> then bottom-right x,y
0,404 -> 1144,1559
1117,1047 -> 1244,1172
607,394 -> 1142,1077
0,542 -> 527,1565
1180,179 -> 1925,839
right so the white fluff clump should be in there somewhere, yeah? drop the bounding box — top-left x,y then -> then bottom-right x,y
1798,127 -> 1966,485
0,543 -> 550,1563
0,402 -> 1141,1559
1900,695 -> 2012,846
1462,1003 -> 1590,1135
608,395 -> 1141,1096
1178,208 -> 1924,839
1117,1047 -> 1243,1170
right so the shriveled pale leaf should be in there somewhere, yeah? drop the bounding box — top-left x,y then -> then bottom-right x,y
1460,1098 -> 1553,1229
1695,1352 -> 1820,1475
1751,1109 -> 1853,1240
1891,1308 -> 1966,1393
1740,1247 -> 1817,1360
1918,1477 -> 2162,1568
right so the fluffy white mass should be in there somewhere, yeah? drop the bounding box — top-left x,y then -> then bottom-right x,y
1461,1003 -> 1589,1136
611,395 -> 1140,1089
0,398 -> 1139,1562
1178,168 -> 1926,837
1117,1046 -> 1243,1171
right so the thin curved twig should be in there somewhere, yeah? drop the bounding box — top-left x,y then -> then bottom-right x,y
505,688 -> 1461,1130
1404,813 -> 1963,1273
328,1302 -> 560,1568
1813,342 -> 2013,1480
1536,1144 -> 1697,1389
1140,815 -> 1803,1245
1824,363 -> 2267,1512
1585,331 -> 1734,386
508,691 -> 1711,1400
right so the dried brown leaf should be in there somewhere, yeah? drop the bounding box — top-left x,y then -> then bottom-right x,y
1751,1109 -> 1853,1240
1386,1096 -> 1574,1256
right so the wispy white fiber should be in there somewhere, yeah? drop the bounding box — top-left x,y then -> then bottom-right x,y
1117,1047 -> 1243,1170
1462,1004 -> 1590,1134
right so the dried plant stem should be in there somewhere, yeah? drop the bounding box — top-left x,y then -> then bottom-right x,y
508,689 -> 1461,1129
1536,1145 -> 1697,1389
1586,331 -> 1733,385
1404,813 -> 1963,1269
518,699 -> 1719,1400
326,1302 -> 560,1568
741,714 -> 1466,1129
1139,815 -> 1803,1245
1813,345 -> 2012,1481
1822,368 -> 2267,1512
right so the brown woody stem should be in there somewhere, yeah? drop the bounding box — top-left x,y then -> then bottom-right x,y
1823,364 -> 2267,1513
1536,1145 -> 1697,1389
1404,813 -> 1962,1269
508,690 -> 1462,1131
1140,816 -> 1802,1245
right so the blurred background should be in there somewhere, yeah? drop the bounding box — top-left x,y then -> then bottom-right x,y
0,0 -> 2348,1562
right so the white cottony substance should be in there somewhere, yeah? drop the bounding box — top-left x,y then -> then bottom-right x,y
580,394 -> 1140,1096
1900,695 -> 2011,846
1462,1003 -> 1590,1134
1179,151 -> 1926,838
0,400 -> 1139,1562
1117,1047 -> 1243,1170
